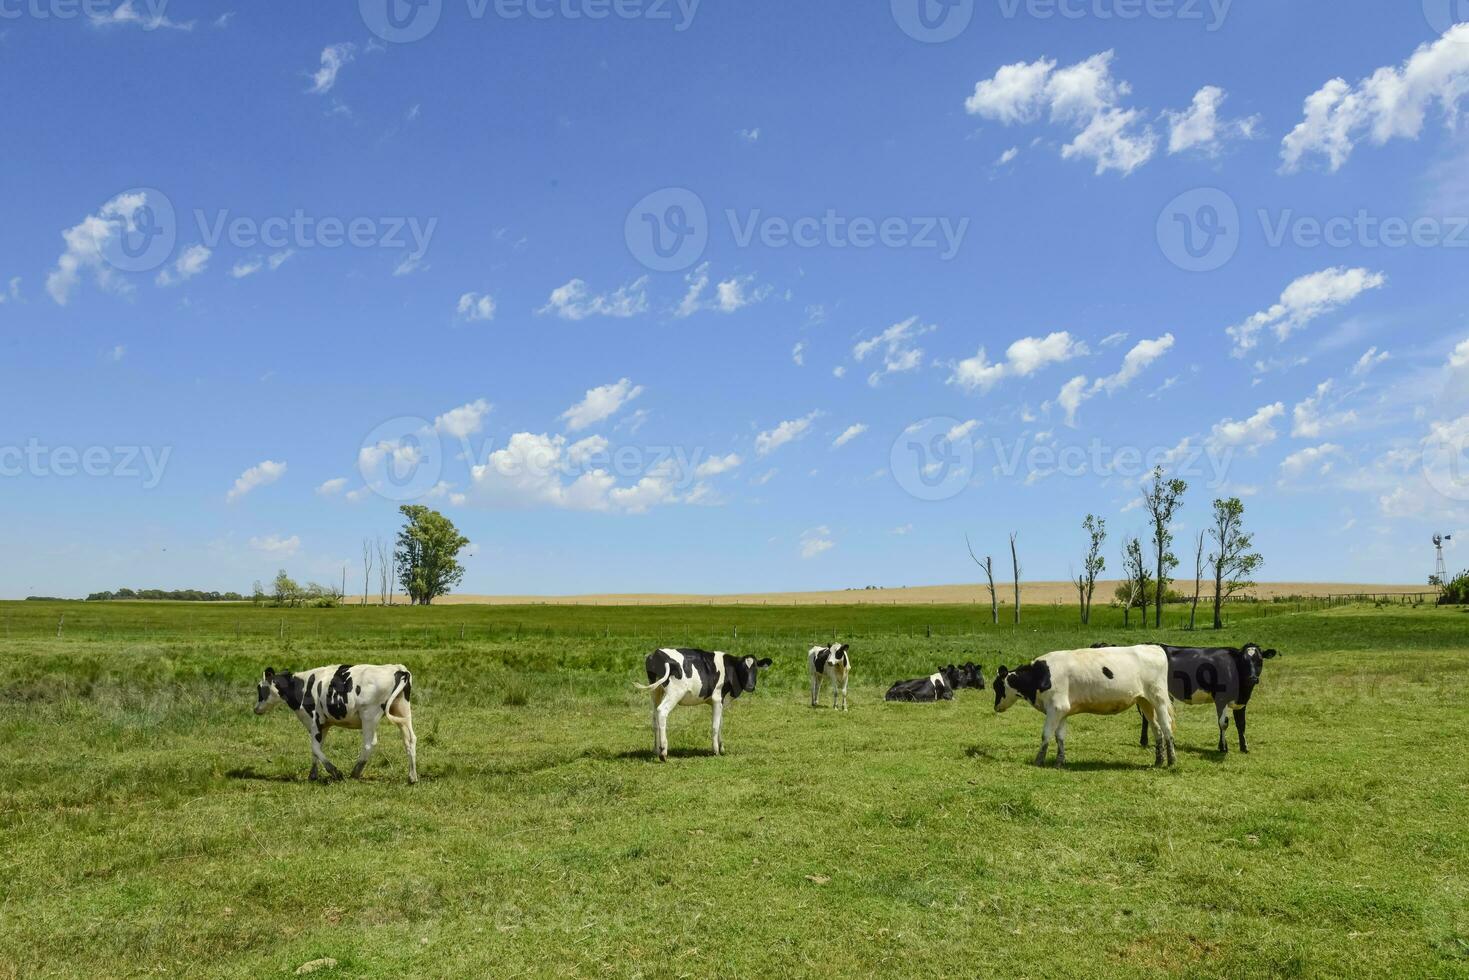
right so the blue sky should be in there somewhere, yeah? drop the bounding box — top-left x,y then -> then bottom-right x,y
3,0 -> 1469,598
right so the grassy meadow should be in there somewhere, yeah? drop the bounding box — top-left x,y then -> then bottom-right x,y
2,598 -> 1467,978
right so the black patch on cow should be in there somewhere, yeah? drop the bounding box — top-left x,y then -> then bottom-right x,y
326,665 -> 353,720
814,648 -> 832,674
1102,666 -> 1114,679
272,672 -> 305,711
832,644 -> 848,664
885,672 -> 950,702
394,669 -> 412,703
355,685 -> 361,696
1007,660 -> 1052,705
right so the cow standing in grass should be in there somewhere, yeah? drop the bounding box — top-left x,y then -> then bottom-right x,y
254,664 -> 418,783
637,649 -> 772,761
994,645 -> 1175,767
809,643 -> 851,710
1139,642 -> 1279,753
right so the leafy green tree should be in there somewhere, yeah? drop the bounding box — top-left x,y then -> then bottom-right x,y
1209,497 -> 1263,629
272,570 -> 301,608
395,505 -> 470,605
1143,468 -> 1188,628
1074,514 -> 1106,625
1119,535 -> 1150,628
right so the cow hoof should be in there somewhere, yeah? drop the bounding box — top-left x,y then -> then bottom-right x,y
308,770 -> 320,782
408,776 -> 419,785
351,763 -> 366,779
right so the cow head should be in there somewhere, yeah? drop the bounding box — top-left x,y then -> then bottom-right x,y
255,668 -> 283,715
831,643 -> 849,663
733,656 -> 774,693
948,662 -> 984,689
993,660 -> 1051,712
1237,642 -> 1278,687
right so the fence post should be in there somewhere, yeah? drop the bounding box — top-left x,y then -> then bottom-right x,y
56,613 -> 65,639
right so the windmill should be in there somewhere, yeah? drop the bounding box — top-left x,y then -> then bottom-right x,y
1434,533 -> 1453,584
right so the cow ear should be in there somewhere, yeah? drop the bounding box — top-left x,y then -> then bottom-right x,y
997,665 -> 1008,677
757,658 -> 773,669
1263,649 -> 1278,659
264,667 -> 275,680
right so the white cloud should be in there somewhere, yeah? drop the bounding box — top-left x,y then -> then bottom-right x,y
435,399 -> 492,439
695,453 -> 742,478
107,344 -> 126,361
997,146 -> 1019,165
800,526 -> 835,559
1451,338 -> 1469,370
965,51 -> 1158,175
1099,331 -> 1128,347
1292,380 -> 1358,438
792,341 -> 806,367
892,523 -> 914,535
832,366 -> 847,379
227,459 -> 287,503
950,331 -> 1089,393
1056,375 -> 1091,427
1164,85 -> 1260,155
738,127 -> 761,142
853,316 -> 934,386
1095,333 -> 1175,394
1281,25 -> 1469,173
1208,403 -> 1285,454
47,191 -> 148,305
756,412 -> 819,455
316,477 -> 349,496
1353,347 -> 1391,377
1279,443 -> 1346,482
751,469 -> 777,487
249,534 -> 301,558
464,432 -> 685,514
832,423 -> 868,448
1226,267 -> 1386,356
457,292 -> 496,322
231,257 -> 263,279
393,252 -> 428,277
309,43 -> 355,95
561,378 -> 644,432
89,0 -> 193,30
538,277 -> 649,320
155,243 -> 211,287
676,263 -> 770,316
947,419 -> 980,442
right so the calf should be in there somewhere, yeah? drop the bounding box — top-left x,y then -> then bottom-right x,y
884,663 -> 983,702
254,664 -> 418,783
809,643 -> 852,710
1138,642 -> 1279,753
994,645 -> 1175,767
637,648 -> 773,761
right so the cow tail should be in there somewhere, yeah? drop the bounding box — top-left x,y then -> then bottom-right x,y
635,664 -> 672,691
384,670 -> 411,719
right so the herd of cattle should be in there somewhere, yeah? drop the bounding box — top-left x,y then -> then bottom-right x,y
252,640 -> 1277,781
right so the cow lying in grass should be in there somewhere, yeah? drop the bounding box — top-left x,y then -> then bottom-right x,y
808,643 -> 851,710
884,663 -> 983,702
1138,642 -> 1279,753
637,648 -> 773,761
254,664 -> 418,783
994,645 -> 1175,767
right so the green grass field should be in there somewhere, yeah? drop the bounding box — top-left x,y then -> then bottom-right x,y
3,599 -> 1467,978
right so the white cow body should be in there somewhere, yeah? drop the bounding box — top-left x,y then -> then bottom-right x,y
638,648 -> 772,761
808,643 -> 851,710
255,663 -> 418,783
994,645 -> 1176,767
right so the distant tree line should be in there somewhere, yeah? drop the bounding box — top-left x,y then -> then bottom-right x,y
86,588 -> 247,602
1439,571 -> 1469,605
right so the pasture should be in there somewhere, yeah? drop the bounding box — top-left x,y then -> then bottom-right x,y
2,599 -> 1467,978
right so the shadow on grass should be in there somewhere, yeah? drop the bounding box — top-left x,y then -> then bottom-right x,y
1179,745 -> 1230,763
224,766 -> 301,783
614,747 -> 718,761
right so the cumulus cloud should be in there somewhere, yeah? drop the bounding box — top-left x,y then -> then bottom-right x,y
996,146 -> 1020,165
964,51 -> 1158,175
756,412 -> 819,455
1164,85 -> 1261,155
1281,26 -> 1469,173
1279,443 -> 1346,483
457,292 -> 496,322
464,432 -> 685,514
47,191 -> 150,305
1352,347 -> 1391,377
799,526 -> 835,559
1226,267 -> 1386,356
1208,403 -> 1285,454
249,534 -> 301,558
308,43 -> 355,95
832,423 -> 868,448
227,459 -> 287,502
853,316 -> 934,386
435,399 -> 492,439
561,378 -> 644,432
949,331 -> 1089,393
695,453 -> 742,478
155,244 -> 211,286
947,419 -> 981,442
315,477 -> 348,496
538,277 -> 649,320
1292,380 -> 1359,438
676,263 -> 771,316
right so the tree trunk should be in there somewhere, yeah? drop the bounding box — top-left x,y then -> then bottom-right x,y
1189,530 -> 1204,631
1213,567 -> 1225,629
985,559 -> 998,625
1010,533 -> 1021,625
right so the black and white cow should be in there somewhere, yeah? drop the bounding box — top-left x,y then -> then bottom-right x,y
884,663 -> 983,702
637,648 -> 773,761
1138,641 -> 1279,753
254,664 -> 418,783
808,643 -> 851,710
994,645 -> 1176,767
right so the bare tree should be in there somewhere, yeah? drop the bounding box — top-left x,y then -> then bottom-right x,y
360,539 -> 374,607
1189,529 -> 1206,630
1209,497 -> 1263,629
1143,467 -> 1188,628
1010,532 -> 1021,625
376,536 -> 391,605
1075,514 -> 1107,625
1121,535 -> 1148,628
966,535 -> 999,625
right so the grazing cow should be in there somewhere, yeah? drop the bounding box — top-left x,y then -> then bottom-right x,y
254,664 -> 418,784
994,645 -> 1175,767
637,649 -> 773,762
1138,642 -> 1279,753
884,663 -> 983,702
808,643 -> 851,710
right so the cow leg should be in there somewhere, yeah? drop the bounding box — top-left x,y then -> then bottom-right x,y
1234,707 -> 1249,753
307,720 -> 342,781
1138,706 -> 1150,748
650,691 -> 663,758
1034,709 -> 1058,767
655,698 -> 675,763
1138,700 -> 1165,767
352,708 -> 382,778
810,674 -> 820,708
397,704 -> 419,784
1216,697 -> 1231,754
1054,717 -> 1068,768
840,672 -> 849,712
711,697 -> 725,756
1155,700 -> 1178,767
